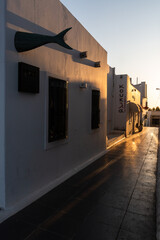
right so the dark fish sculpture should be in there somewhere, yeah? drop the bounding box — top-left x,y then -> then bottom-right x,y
14,27 -> 73,52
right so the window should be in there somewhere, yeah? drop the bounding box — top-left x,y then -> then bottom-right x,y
48,77 -> 68,142
18,62 -> 39,93
91,90 -> 100,129
152,118 -> 160,126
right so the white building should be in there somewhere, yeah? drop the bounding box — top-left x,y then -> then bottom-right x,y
0,0 -> 108,221
147,111 -> 160,127
134,82 -> 148,126
134,82 -> 147,108
107,67 -> 142,138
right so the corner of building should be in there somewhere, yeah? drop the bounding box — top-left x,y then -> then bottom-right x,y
0,0 -> 6,209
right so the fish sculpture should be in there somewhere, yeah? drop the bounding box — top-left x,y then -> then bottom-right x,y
14,27 -> 73,52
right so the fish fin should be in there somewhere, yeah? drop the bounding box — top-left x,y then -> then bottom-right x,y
55,27 -> 73,50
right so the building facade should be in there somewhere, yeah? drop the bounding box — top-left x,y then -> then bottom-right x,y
134,81 -> 148,126
134,82 -> 147,107
107,67 -> 142,138
147,111 -> 160,127
0,0 -> 108,221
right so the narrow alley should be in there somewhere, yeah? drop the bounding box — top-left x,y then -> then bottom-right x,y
0,127 -> 158,240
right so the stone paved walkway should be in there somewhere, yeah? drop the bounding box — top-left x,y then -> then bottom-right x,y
0,127 -> 158,240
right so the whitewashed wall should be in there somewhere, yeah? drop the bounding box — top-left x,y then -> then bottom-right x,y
134,82 -> 147,103
107,66 -> 115,135
0,0 -> 6,209
126,77 -> 141,136
134,82 -> 148,126
3,0 -> 107,215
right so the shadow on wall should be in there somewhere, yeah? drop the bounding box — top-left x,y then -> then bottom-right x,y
7,11 -> 99,67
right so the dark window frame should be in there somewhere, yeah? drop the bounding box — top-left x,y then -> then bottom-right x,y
18,62 -> 39,93
91,90 -> 100,129
48,77 -> 68,142
152,118 -> 160,126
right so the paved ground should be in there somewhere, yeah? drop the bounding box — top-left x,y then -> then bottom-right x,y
0,127 -> 158,240
107,130 -> 125,148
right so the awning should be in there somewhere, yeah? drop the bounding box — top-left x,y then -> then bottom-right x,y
129,102 -> 140,113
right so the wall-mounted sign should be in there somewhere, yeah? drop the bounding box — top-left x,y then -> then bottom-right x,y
119,84 -> 126,113
18,62 -> 39,93
15,28 -> 73,53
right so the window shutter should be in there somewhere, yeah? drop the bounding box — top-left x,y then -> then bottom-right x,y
91,90 -> 100,129
48,77 -> 67,142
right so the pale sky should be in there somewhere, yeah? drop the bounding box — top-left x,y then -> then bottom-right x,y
60,0 -> 160,108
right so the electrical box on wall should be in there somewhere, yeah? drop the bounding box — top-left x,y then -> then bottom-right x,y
79,82 -> 88,89
18,62 -> 39,93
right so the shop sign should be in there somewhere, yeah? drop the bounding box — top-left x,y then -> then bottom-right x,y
119,84 -> 126,113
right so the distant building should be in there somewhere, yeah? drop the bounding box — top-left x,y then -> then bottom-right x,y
147,111 -> 160,127
107,67 -> 142,138
134,82 -> 148,107
134,82 -> 148,126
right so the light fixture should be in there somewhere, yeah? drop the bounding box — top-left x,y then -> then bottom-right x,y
79,83 -> 88,89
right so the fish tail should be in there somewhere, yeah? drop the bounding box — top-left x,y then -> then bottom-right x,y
55,27 -> 73,50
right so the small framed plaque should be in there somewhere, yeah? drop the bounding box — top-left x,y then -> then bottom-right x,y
18,62 -> 39,93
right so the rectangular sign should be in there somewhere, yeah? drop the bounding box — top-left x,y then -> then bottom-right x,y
118,84 -> 126,113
